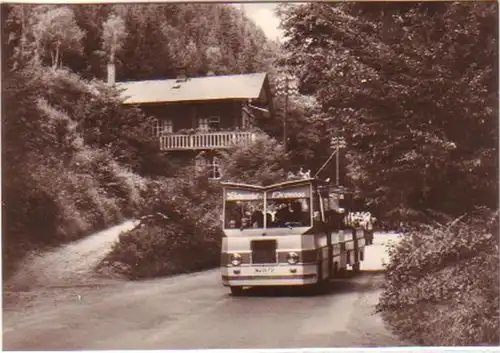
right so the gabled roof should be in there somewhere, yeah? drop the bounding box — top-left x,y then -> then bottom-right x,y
118,72 -> 268,104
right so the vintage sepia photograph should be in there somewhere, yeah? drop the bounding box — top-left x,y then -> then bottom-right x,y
2,1 -> 498,350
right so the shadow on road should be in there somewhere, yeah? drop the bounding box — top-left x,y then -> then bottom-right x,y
229,270 -> 386,298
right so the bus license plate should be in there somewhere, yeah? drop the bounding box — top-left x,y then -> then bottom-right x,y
255,267 -> 274,274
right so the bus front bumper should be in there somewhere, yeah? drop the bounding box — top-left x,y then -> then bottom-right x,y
221,264 -> 318,287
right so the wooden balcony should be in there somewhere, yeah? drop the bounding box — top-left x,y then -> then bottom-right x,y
159,131 -> 257,151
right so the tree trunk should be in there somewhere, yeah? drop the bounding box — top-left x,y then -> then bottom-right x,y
50,51 -> 55,70
54,45 -> 60,70
110,31 -> 116,64
20,6 -> 26,61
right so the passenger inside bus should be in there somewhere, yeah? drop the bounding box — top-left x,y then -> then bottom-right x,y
266,212 -> 274,227
251,209 -> 264,228
224,200 -> 265,229
241,217 -> 250,229
225,199 -> 310,229
271,200 -> 310,227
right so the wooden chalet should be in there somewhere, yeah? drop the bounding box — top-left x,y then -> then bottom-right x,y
117,70 -> 274,179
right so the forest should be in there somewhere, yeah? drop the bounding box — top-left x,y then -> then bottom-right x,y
276,2 -> 498,345
2,2 -> 498,346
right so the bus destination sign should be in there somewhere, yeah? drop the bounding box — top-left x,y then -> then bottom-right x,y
267,186 -> 310,200
226,190 -> 263,201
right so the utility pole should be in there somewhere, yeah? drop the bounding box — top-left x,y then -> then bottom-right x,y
328,135 -> 346,185
20,6 -> 25,61
283,76 -> 289,152
336,144 -> 340,185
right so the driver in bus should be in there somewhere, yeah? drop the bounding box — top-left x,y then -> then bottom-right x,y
241,217 -> 250,229
275,202 -> 294,227
266,212 -> 273,227
251,208 -> 264,228
290,201 -> 304,224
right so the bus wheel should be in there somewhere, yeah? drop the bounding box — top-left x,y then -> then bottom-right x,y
338,267 -> 347,278
314,277 -> 329,294
312,266 -> 328,294
307,280 -> 324,295
230,286 -> 244,296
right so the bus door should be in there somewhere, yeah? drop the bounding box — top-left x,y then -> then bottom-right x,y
317,185 -> 334,278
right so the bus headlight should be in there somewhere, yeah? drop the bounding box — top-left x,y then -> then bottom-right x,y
287,252 -> 299,265
231,253 -> 242,267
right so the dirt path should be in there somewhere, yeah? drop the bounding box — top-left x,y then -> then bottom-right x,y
4,220 -> 138,293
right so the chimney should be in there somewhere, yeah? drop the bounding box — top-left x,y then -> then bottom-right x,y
107,63 -> 116,85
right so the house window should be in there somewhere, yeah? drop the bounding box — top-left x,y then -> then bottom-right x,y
198,117 -> 208,132
198,116 -> 220,132
209,156 -> 221,180
194,155 -> 207,172
208,116 -> 220,130
153,119 -> 173,136
195,156 -> 221,179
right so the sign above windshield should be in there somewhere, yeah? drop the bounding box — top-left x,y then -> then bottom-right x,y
267,185 -> 310,199
225,189 -> 263,201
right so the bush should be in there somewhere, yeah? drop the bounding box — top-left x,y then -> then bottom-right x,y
377,210 -> 499,345
99,168 -> 224,280
101,220 -> 221,280
2,66 -> 150,280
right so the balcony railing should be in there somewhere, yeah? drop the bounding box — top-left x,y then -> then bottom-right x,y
159,131 -> 257,151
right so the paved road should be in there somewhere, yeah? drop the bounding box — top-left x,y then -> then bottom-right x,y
3,233 -> 404,350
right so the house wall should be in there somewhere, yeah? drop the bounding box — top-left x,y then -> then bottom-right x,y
194,101 -> 242,130
141,103 -> 193,131
142,100 -> 243,133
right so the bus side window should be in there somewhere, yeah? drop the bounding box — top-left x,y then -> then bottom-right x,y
313,193 -> 323,223
325,195 -> 345,230
323,197 -> 330,222
325,209 -> 336,226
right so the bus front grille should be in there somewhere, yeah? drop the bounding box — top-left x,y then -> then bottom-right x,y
251,239 -> 277,264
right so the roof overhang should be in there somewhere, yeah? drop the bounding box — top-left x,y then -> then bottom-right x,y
118,72 -> 269,105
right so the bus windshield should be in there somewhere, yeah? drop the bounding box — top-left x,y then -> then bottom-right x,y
266,198 -> 311,228
225,199 -> 265,229
223,184 -> 313,230
224,188 -> 264,229
265,185 -> 312,228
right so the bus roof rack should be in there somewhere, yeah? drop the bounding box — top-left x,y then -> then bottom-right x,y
220,177 -> 342,190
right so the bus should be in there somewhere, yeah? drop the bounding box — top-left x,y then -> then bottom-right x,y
219,177 -> 366,295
